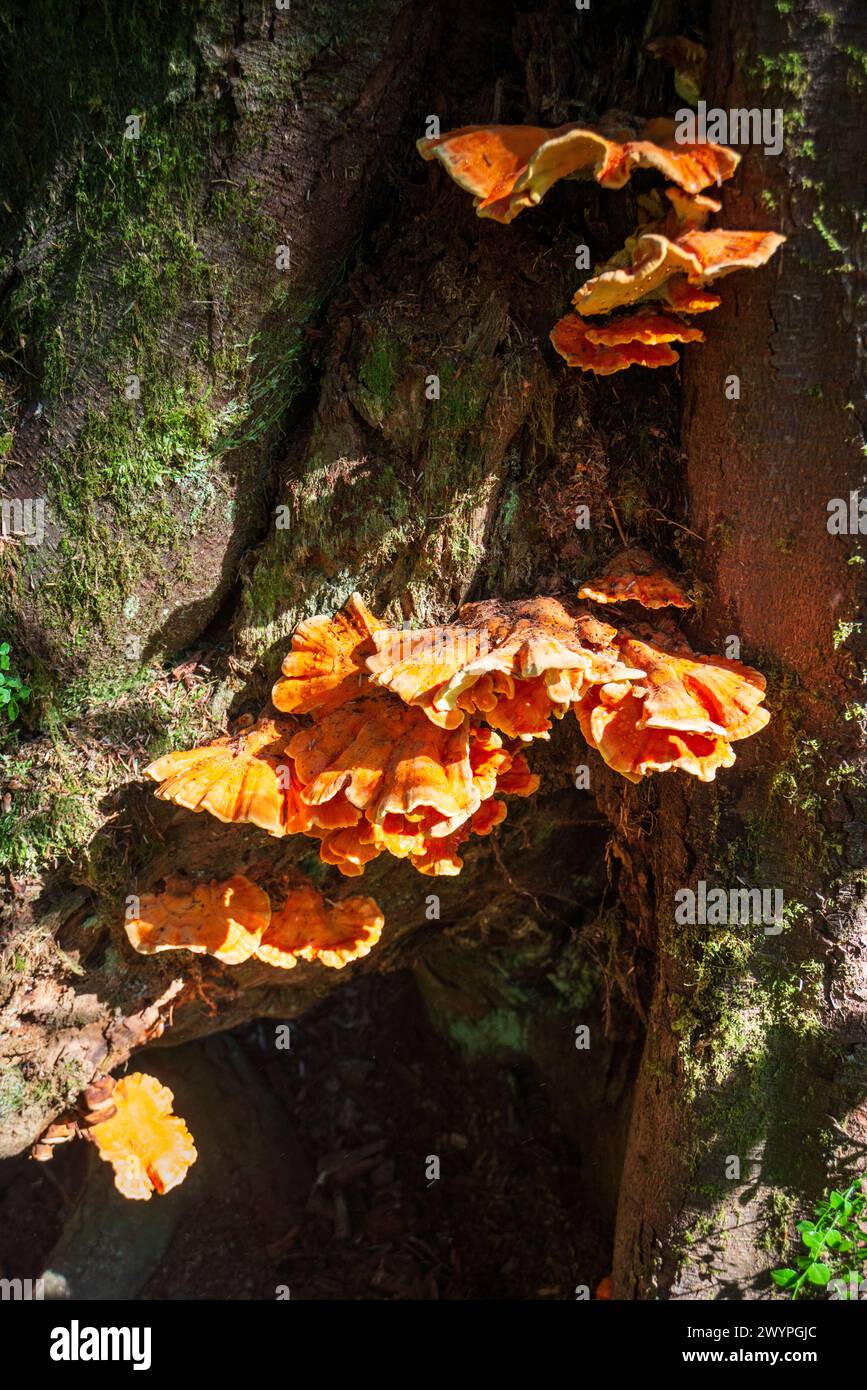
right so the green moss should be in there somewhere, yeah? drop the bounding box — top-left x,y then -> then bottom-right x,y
752,50 -> 811,100
0,1057 -> 86,1122
356,332 -> 403,426
762,1188 -> 798,1255
0,661 -> 220,894
0,1 -> 358,681
447,1006 -> 529,1060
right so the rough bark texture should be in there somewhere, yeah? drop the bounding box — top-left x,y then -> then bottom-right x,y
612,0 -> 867,1298
1,0 -> 655,1178
1,0 -> 862,1298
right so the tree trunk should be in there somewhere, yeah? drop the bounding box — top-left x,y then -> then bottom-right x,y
1,0 -> 863,1299
612,0 -> 867,1298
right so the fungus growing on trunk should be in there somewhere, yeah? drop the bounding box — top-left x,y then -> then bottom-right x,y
271,593 -> 383,715
571,225 -> 785,317
417,119 -> 738,223
144,586 -> 770,877
125,874 -> 272,965
616,631 -> 770,741
578,549 -> 692,609
574,687 -> 737,783
144,716 -> 298,838
366,596 -> 634,734
87,1073 -> 197,1201
254,883 -> 384,970
573,627 -> 769,782
550,309 -> 704,374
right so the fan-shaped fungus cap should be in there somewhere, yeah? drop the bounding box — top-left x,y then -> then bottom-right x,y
575,687 -> 736,783
287,695 -> 483,829
125,874 -> 271,965
144,716 -> 301,838
306,728 -> 532,877
579,549 -> 692,609
573,226 -> 785,316
616,634 -> 770,740
254,882 -> 384,970
663,277 -> 721,314
572,233 -> 703,316
582,311 -> 705,348
367,596 -> 635,737
550,312 -> 683,374
673,227 -> 787,281
87,1073 -> 197,1200
365,624 -> 491,729
272,592 -> 383,716
597,118 -> 738,194
417,119 -> 738,223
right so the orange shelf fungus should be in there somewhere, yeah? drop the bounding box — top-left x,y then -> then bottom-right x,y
144,716 -> 299,838
366,596 -> 635,737
87,1073 -> 197,1201
550,308 -> 703,375
145,583 -> 770,876
574,687 -> 736,783
125,874 -> 271,965
616,633 -> 770,742
573,628 -> 769,783
271,592 -> 383,716
125,871 -> 386,970
571,224 -> 785,318
417,119 -> 738,223
555,179 -> 783,368
579,549 -> 692,610
254,882 -> 384,970
287,695 -> 483,830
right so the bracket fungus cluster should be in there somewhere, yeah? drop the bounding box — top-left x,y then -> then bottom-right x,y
125,873 -> 384,971
418,117 -> 784,375
146,575 -> 769,877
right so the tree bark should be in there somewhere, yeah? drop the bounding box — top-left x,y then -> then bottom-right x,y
612,0 -> 867,1298
2,0 -> 862,1301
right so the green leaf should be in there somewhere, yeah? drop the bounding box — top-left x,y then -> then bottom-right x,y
806,1263 -> 831,1286
829,1191 -> 844,1208
771,1268 -> 798,1287
801,1231 -> 822,1250
796,1220 -> 818,1234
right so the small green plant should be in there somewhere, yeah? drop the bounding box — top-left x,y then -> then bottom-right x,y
772,1182 -> 867,1298
0,642 -> 29,723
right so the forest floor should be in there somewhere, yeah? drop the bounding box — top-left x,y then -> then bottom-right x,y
0,967 -> 610,1300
